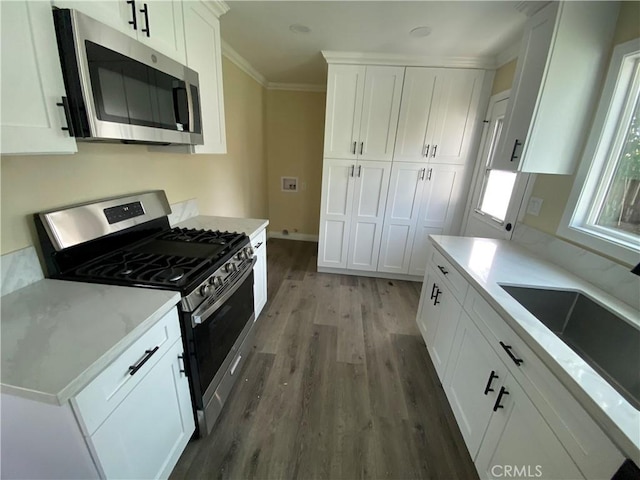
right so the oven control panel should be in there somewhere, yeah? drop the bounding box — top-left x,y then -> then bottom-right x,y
103,201 -> 145,224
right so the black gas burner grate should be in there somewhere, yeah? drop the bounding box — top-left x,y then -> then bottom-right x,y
74,250 -> 211,287
157,227 -> 242,246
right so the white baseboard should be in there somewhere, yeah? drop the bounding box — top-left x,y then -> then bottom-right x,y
268,232 -> 319,242
317,266 -> 422,283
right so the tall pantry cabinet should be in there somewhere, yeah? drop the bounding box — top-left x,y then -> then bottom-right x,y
318,60 -> 488,278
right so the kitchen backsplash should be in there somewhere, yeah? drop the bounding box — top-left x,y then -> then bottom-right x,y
1,198 -> 201,296
513,223 -> 640,309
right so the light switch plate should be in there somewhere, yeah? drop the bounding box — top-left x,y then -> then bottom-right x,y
527,197 -> 543,216
281,177 -> 298,192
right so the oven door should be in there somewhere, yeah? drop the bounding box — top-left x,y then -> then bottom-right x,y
190,262 -> 255,412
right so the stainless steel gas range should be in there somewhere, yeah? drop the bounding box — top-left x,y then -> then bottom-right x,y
35,191 -> 257,436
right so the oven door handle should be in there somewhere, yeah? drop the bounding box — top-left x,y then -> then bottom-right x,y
192,257 -> 256,328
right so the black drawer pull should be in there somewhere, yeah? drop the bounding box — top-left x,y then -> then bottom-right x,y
499,341 -> 523,366
129,346 -> 159,375
510,139 -> 522,162
140,3 -> 150,37
430,282 -> 438,299
178,354 -> 187,375
433,288 -> 441,306
493,386 -> 509,411
437,265 -> 449,275
126,0 -> 137,29
484,370 -> 499,395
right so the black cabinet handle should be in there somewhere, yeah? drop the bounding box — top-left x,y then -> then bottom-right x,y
349,165 -> 354,177
357,165 -> 362,177
419,168 -> 426,180
430,283 -> 439,300
499,341 -> 523,366
431,145 -> 437,157
128,346 -> 159,375
433,288 -> 441,306
510,139 -> 522,162
56,97 -> 75,137
484,370 -> 499,395
178,354 -> 186,375
423,144 -> 430,157
140,3 -> 150,37
437,265 -> 448,275
352,141 -> 357,154
126,0 -> 137,29
360,142 -> 364,155
493,386 -> 509,411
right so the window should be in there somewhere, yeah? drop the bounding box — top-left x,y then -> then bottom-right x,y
559,39 -> 640,266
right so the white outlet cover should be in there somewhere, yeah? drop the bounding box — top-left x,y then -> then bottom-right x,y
527,196 -> 543,216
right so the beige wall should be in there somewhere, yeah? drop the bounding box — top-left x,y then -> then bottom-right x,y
0,57 -> 267,255
522,1 -> 640,238
265,89 -> 325,236
491,59 -> 517,95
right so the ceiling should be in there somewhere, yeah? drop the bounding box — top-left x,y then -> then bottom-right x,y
220,1 -> 528,86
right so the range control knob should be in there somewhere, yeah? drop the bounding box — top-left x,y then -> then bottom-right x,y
235,250 -> 246,261
246,246 -> 254,256
224,262 -> 238,273
213,276 -> 224,288
199,284 -> 213,297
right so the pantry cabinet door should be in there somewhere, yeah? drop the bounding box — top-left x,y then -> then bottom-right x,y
1,1 -> 77,155
324,65 -> 366,160
358,66 -> 405,161
394,68 -> 438,162
347,161 -> 391,271
408,164 -> 463,277
426,69 -> 484,165
444,312 -> 506,459
318,159 -> 356,269
475,374 -> 583,480
377,162 -> 426,274
183,1 -> 226,153
139,0 -> 187,64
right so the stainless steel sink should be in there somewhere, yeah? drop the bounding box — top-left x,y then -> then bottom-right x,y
501,285 -> 640,410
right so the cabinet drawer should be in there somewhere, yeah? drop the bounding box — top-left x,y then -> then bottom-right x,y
463,288 -> 623,478
429,247 -> 468,301
73,307 -> 181,435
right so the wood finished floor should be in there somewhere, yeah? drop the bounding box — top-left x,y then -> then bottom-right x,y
170,239 -> 477,480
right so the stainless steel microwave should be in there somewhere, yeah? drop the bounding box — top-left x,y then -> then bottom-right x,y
53,9 -> 203,145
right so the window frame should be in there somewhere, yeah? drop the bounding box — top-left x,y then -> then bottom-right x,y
558,39 -> 640,266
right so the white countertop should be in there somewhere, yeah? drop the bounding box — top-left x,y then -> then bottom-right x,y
430,235 -> 640,462
1,279 -> 180,405
176,215 -> 268,240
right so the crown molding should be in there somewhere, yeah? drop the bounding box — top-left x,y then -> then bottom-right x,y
267,82 -> 326,92
203,0 -> 230,18
495,40 -> 521,68
321,50 -> 496,70
221,41 -> 268,87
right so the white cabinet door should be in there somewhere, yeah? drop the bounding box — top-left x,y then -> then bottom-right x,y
444,312 -> 505,460
139,0 -> 186,64
492,3 -> 556,172
1,1 -> 77,155
252,230 -> 267,319
394,68 -> 438,162
427,69 -> 484,165
52,1 -> 132,36
475,374 -> 583,480
427,280 -> 463,381
183,1 -> 226,153
318,159 -> 356,268
358,66 -> 404,161
347,161 -> 391,271
394,68 -> 483,164
324,65 -> 366,160
377,163 -> 426,274
408,164 -> 463,277
416,270 -> 440,346
89,339 -> 195,480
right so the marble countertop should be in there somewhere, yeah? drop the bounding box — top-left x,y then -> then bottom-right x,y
430,235 -> 640,462
176,215 -> 269,240
1,280 -> 180,405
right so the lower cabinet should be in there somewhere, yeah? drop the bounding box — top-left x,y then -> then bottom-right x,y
88,338 -> 194,479
252,229 -> 267,319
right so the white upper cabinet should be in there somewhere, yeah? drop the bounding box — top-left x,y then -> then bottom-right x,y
394,68 -> 484,164
324,65 -> 404,161
182,1 -> 227,154
1,1 -> 77,155
492,1 -> 619,174
53,0 -> 187,63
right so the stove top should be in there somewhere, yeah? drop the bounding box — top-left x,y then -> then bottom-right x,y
65,227 -> 248,291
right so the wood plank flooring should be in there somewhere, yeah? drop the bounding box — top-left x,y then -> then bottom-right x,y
170,239 -> 477,480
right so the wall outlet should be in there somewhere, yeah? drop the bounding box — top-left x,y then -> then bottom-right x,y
281,177 -> 298,192
527,197 -> 544,216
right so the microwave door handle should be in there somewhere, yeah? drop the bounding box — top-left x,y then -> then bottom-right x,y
172,85 -> 188,130
186,82 -> 194,134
